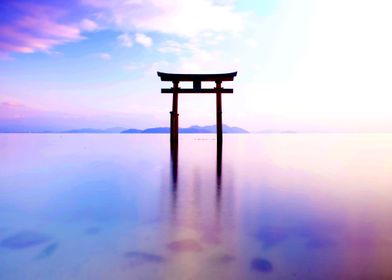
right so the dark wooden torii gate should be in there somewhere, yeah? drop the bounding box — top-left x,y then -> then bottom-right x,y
157,72 -> 237,144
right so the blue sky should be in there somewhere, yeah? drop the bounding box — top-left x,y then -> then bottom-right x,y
1,0 -> 392,132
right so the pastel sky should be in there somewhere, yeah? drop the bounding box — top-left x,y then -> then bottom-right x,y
1,0 -> 392,132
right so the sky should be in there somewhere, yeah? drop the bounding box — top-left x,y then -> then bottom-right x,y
1,0 -> 392,132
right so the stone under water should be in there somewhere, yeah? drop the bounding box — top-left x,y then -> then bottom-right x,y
35,242 -> 58,259
125,251 -> 165,266
1,231 -> 52,249
251,258 -> 273,273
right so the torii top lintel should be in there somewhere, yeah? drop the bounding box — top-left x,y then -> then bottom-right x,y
157,71 -> 237,94
157,72 -> 237,82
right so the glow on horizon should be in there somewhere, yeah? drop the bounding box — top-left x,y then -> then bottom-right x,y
1,0 -> 392,132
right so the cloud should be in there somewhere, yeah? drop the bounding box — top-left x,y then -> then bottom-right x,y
0,3 -> 84,56
0,102 -> 40,119
157,40 -> 196,54
156,37 -> 237,73
80,18 -> 99,31
82,0 -> 245,37
135,33 -> 152,47
117,32 -> 153,48
117,33 -> 133,47
97,52 -> 111,60
0,101 -> 157,132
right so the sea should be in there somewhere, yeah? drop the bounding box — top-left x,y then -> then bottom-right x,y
1,134 -> 392,279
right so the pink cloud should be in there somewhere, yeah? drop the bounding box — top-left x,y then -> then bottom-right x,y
82,0 -> 245,37
0,3 -> 87,56
80,18 -> 99,32
0,102 -> 41,119
0,101 -> 155,132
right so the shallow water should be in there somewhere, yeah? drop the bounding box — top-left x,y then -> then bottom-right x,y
1,134 -> 392,279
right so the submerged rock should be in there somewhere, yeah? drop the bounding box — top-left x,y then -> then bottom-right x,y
125,251 -> 165,265
1,231 -> 51,249
35,242 -> 58,259
167,239 -> 203,253
251,258 -> 273,273
255,227 -> 289,249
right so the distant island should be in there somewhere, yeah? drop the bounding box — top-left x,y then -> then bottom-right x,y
122,124 -> 248,134
0,124 -> 250,133
66,125 -> 249,134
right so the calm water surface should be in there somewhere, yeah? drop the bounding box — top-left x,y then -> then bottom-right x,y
1,134 -> 392,279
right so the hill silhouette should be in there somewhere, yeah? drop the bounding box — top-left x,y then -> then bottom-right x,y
122,124 -> 248,134
0,124 -> 248,133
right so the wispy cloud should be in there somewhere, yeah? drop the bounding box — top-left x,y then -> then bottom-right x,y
158,39 -> 199,54
97,52 -> 111,60
0,102 -> 41,119
0,101 -> 154,132
117,32 -> 153,48
82,0 -> 245,37
0,0 -> 246,59
0,3 -> 85,56
80,18 -> 99,32
156,37 -> 236,73
135,33 -> 152,47
117,33 -> 133,47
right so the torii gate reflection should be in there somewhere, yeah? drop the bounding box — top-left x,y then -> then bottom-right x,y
157,72 -> 237,145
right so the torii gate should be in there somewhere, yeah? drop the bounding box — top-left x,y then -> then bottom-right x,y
157,72 -> 237,144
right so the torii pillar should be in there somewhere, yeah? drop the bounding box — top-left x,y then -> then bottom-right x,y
157,72 -> 237,144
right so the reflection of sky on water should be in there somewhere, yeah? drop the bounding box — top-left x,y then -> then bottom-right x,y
1,134 -> 392,279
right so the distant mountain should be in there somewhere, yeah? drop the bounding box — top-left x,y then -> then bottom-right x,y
121,124 -> 249,134
141,127 -> 170,133
188,124 -> 248,133
0,124 -> 248,134
122,128 -> 142,133
180,126 -> 211,133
